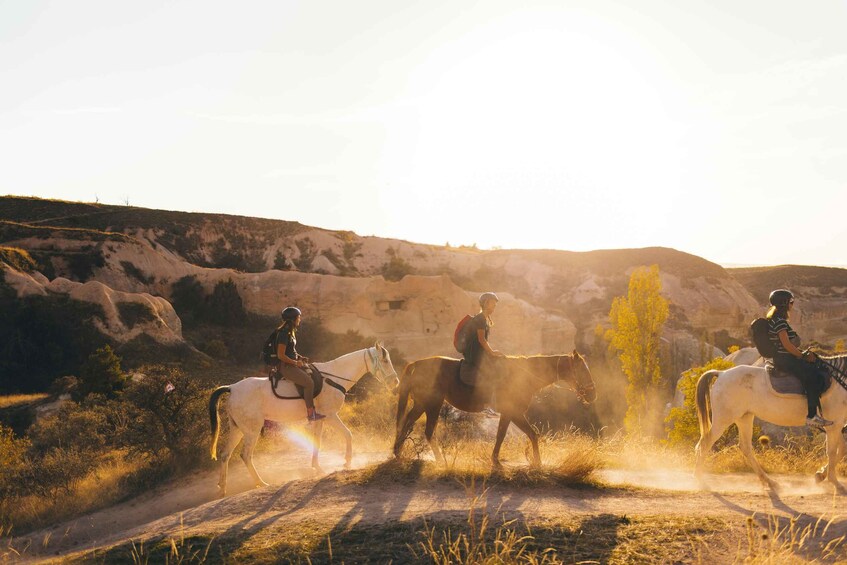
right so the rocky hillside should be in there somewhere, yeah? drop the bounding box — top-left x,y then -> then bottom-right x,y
2,196 -> 845,368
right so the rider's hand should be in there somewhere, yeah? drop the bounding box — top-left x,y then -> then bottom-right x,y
804,351 -> 817,363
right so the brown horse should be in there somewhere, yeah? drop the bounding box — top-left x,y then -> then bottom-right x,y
392,351 -> 596,468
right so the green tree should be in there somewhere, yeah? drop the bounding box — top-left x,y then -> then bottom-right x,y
207,279 -> 246,325
607,265 -> 669,435
170,275 -> 205,324
116,366 -> 207,461
76,345 -> 126,400
664,357 -> 735,447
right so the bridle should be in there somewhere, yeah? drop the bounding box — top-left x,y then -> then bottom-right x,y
558,354 -> 594,405
363,345 -> 396,387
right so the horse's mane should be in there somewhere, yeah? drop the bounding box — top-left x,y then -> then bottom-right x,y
316,346 -> 374,366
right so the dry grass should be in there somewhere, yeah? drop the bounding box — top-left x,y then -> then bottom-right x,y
1,452 -> 147,536
0,393 -> 49,409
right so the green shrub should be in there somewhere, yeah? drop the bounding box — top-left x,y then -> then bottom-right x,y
0,247 -> 37,272
28,403 -> 110,455
380,250 -> 416,281
66,246 -> 106,281
206,279 -> 246,325
0,293 -> 107,393
0,423 -> 30,503
202,338 -> 230,360
116,365 -> 208,462
170,275 -> 205,324
293,238 -> 317,271
75,345 -> 127,400
120,260 -> 155,285
117,301 -> 156,328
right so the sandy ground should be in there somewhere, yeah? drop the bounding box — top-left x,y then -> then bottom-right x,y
5,445 -> 847,564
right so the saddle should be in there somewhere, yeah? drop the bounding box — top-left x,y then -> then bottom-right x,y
269,364 -> 325,400
764,361 -> 832,396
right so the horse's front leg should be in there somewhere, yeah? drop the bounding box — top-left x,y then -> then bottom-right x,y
512,414 -> 541,467
327,413 -> 354,468
823,428 -> 846,492
311,419 -> 325,474
737,414 -> 778,491
491,416 -> 511,469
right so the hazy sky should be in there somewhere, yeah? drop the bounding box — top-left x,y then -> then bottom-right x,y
2,1 -> 846,267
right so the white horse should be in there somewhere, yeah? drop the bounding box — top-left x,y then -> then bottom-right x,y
209,342 -> 398,496
694,354 -> 847,491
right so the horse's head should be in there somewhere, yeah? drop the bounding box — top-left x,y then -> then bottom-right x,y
367,341 -> 399,391
559,350 -> 596,405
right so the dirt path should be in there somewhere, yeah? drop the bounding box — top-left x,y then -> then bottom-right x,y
7,452 -> 847,564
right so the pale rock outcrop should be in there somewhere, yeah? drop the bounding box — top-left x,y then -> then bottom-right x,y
2,264 -> 183,345
233,272 -> 576,360
2,265 -> 50,296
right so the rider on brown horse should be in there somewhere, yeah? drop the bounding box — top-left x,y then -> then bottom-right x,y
459,292 -> 506,415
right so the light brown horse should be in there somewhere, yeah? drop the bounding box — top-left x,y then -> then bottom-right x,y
393,351 -> 596,468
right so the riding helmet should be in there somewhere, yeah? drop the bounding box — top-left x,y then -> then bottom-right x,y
281,306 -> 302,321
768,289 -> 794,307
479,292 -> 499,307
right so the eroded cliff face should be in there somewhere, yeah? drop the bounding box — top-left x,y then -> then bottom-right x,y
4,197 -> 846,365
1,263 -> 183,346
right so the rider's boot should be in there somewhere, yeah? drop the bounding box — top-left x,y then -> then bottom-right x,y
307,407 -> 326,422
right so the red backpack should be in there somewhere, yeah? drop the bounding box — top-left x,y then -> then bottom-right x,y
453,315 -> 474,353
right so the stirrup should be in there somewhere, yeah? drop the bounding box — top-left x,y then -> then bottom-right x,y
308,411 -> 326,422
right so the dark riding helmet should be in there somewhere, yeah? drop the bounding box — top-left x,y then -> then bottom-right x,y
768,289 -> 794,307
479,292 -> 499,307
281,306 -> 302,321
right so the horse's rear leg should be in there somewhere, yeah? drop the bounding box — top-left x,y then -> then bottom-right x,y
694,407 -> 734,479
240,430 -> 269,489
424,404 -> 445,465
218,419 -> 243,497
737,413 -> 777,491
394,403 -> 425,458
512,414 -> 540,467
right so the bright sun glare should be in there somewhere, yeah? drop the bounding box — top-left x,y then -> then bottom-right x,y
377,9 -> 684,251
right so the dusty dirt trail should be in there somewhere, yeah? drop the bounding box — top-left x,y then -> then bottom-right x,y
7,447 -> 847,563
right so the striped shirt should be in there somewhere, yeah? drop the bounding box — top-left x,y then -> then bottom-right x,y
767,315 -> 800,355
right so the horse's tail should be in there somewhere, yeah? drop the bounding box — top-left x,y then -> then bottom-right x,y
395,362 -> 415,431
209,386 -> 231,461
696,370 -> 718,439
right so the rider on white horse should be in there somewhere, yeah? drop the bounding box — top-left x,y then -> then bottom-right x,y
766,289 -> 832,428
272,306 -> 325,422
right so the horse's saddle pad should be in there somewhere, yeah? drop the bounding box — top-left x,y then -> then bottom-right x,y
270,365 -> 324,399
765,363 -> 831,395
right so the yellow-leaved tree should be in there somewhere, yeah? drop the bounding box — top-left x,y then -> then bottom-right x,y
607,265 -> 669,435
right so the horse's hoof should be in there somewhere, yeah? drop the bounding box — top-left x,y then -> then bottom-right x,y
815,471 -> 826,484
344,461 -> 352,470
